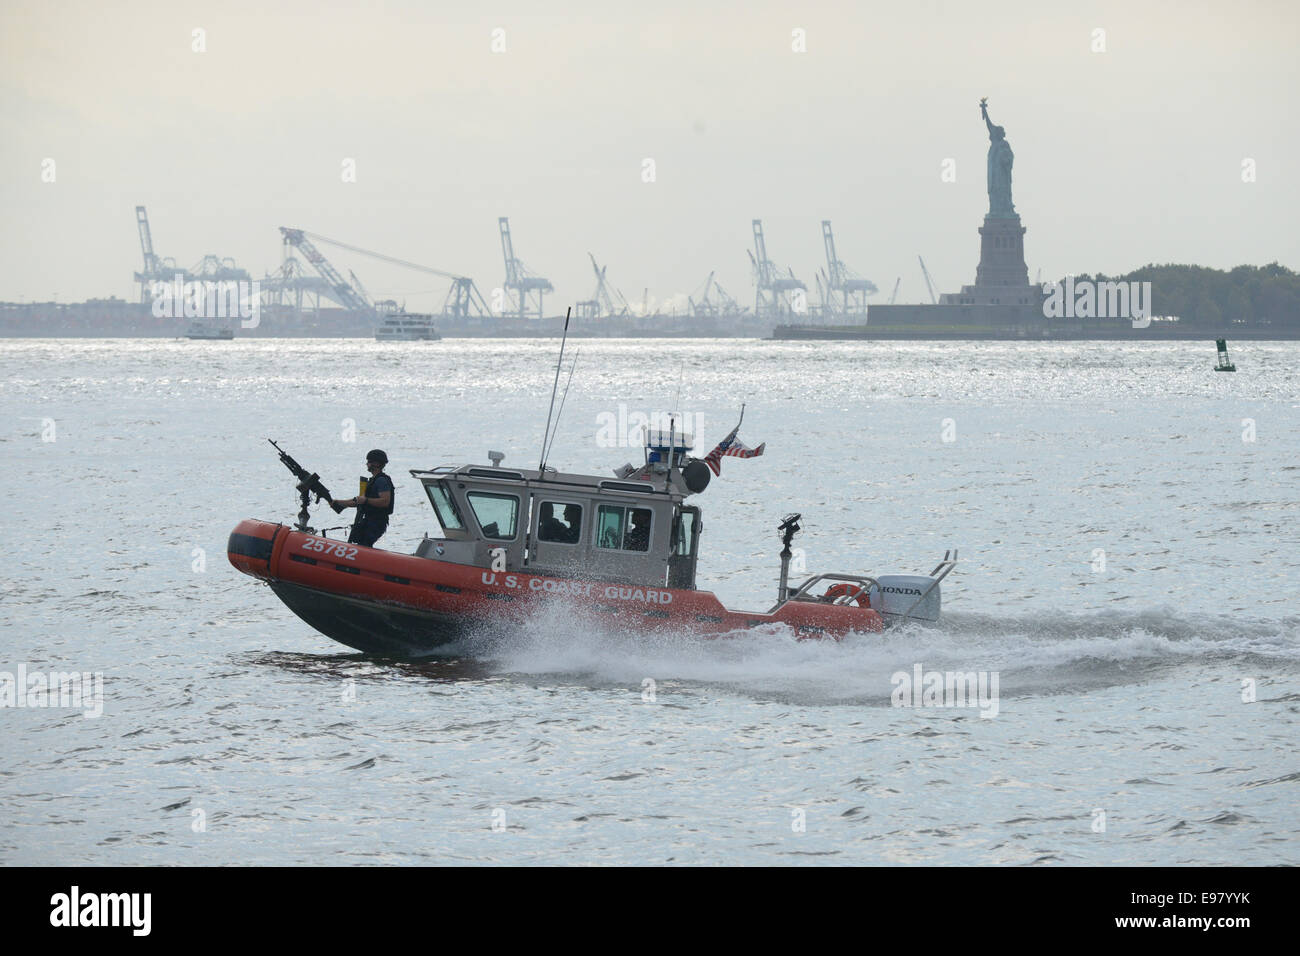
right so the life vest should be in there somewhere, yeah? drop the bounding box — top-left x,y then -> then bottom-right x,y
823,582 -> 870,607
358,472 -> 394,518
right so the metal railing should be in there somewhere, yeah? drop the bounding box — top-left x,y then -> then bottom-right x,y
772,550 -> 959,625
771,573 -> 880,614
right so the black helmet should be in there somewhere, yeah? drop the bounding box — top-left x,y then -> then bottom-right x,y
366,448 -> 388,465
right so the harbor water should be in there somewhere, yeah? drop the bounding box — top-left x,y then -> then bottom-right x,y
1,338 -> 1296,864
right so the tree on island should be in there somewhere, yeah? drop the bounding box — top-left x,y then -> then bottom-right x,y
1044,262 -> 1300,327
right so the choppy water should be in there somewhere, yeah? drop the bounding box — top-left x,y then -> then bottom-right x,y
1,338 -> 1297,864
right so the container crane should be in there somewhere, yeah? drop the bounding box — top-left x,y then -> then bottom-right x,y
134,206 -> 249,302
261,255 -> 334,315
576,253 -> 630,319
133,206 -> 185,302
918,256 -> 939,305
820,221 -> 877,317
498,217 -> 553,319
750,220 -> 806,317
190,254 -> 250,283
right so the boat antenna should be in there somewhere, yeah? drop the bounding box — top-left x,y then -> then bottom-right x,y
666,412 -> 677,489
542,350 -> 579,467
539,306 -> 572,472
671,361 -> 685,416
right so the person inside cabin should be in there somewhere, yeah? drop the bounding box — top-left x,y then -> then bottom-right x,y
625,508 -> 651,552
538,502 -> 567,543
560,504 -> 582,544
332,449 -> 394,548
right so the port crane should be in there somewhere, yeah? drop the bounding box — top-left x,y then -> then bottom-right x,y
820,221 -> 877,316
279,228 -> 491,318
749,220 -> 807,318
133,206 -> 175,302
278,229 -> 374,313
498,217 -> 554,319
262,255 -> 335,315
889,277 -> 901,305
918,256 -> 939,305
190,254 -> 249,283
133,206 -> 248,302
689,272 -> 745,316
688,272 -> 718,316
686,270 -> 748,319
576,253 -> 630,319
349,270 -> 371,305
348,270 -> 396,314
814,268 -> 832,317
710,278 -> 743,314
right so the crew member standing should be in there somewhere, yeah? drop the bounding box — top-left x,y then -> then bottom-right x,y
333,449 -> 394,547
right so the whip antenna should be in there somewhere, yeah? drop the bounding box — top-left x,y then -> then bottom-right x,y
543,350 -> 579,467
539,307 -> 572,471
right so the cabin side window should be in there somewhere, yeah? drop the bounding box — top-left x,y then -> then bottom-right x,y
466,491 -> 519,540
537,501 -> 582,544
424,481 -> 465,533
596,504 -> 652,552
671,509 -> 696,556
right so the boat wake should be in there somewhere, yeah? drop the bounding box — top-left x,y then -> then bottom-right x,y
456,604 -> 1300,704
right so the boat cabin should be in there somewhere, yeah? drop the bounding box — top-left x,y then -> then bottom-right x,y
411,431 -> 708,589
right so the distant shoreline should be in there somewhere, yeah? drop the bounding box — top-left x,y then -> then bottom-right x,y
772,326 -> 1299,342
2,329 -> 1297,342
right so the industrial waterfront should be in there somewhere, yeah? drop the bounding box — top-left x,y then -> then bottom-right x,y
5,98 -> 1296,340
3,203 -> 1295,339
0,210 -> 862,338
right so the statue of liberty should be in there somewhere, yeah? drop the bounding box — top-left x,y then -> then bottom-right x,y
980,98 -> 1016,219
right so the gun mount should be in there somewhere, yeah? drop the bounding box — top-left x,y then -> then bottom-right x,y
269,439 -> 343,533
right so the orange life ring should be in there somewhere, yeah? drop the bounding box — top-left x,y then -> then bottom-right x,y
823,582 -> 870,607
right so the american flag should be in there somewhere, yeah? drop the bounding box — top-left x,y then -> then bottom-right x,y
704,425 -> 765,476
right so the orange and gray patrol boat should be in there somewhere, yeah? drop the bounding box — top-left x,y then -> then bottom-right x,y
229,427 -> 957,657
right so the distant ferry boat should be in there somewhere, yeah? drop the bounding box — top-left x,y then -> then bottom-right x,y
185,320 -> 234,340
375,312 -> 440,341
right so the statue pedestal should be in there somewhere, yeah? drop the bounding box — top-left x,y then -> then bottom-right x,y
975,216 -> 1029,289
937,214 -> 1038,311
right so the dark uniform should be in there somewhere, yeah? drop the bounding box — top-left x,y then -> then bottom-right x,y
538,503 -> 568,543
625,509 -> 651,552
349,466 -> 394,548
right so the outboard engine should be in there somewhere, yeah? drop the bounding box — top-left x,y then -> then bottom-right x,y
868,575 -> 943,623
866,552 -> 957,623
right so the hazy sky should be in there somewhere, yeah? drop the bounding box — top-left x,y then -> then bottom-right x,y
2,0 -> 1297,311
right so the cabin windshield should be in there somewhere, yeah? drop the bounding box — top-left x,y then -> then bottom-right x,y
423,481 -> 465,533
467,491 -> 519,540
